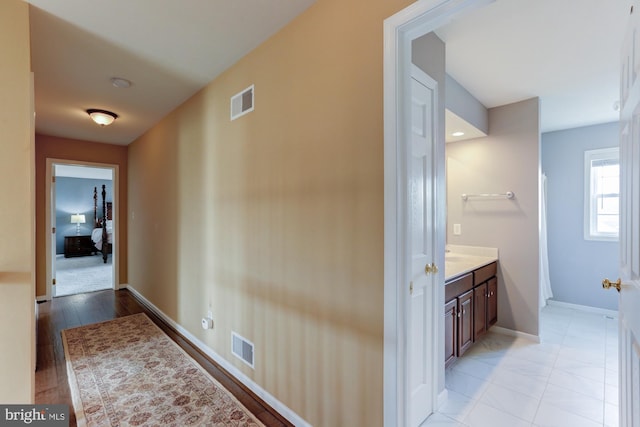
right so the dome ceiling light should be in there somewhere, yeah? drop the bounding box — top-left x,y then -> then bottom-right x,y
86,109 -> 118,126
110,77 -> 132,88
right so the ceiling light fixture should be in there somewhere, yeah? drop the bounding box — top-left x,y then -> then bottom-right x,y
110,77 -> 132,88
86,109 -> 118,126
452,131 -> 465,137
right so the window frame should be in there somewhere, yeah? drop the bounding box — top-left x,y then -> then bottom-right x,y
583,147 -> 620,242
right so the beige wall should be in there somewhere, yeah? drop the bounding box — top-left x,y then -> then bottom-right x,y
35,134 -> 128,297
446,98 -> 540,336
128,0 -> 411,424
0,0 -> 35,403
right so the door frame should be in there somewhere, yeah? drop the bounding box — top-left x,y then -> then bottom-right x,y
382,1 -> 493,425
44,158 -> 120,300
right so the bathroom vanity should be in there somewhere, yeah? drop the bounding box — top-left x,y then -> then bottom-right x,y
444,245 -> 498,368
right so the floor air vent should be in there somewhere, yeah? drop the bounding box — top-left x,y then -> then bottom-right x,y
230,85 -> 254,120
231,332 -> 254,368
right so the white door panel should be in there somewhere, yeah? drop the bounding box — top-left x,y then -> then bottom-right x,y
618,4 -> 640,426
408,65 -> 438,427
50,171 -> 57,298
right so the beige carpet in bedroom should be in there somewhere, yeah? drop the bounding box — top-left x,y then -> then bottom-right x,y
55,254 -> 112,297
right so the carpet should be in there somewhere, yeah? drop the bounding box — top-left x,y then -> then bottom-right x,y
55,254 -> 112,297
62,313 -> 264,427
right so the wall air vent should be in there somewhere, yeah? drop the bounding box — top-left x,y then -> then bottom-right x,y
230,84 -> 254,121
231,332 -> 255,368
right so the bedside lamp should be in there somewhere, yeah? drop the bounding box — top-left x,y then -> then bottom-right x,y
70,214 -> 86,235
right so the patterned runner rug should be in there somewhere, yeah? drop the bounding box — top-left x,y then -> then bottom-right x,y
62,313 -> 264,427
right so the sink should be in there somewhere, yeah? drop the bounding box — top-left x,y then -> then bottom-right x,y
444,245 -> 499,281
445,254 -> 469,263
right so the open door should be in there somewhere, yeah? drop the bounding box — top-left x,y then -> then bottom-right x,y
45,160 -> 118,300
407,64 -> 439,426
44,163 -> 58,300
50,173 -> 57,297
611,3 -> 640,425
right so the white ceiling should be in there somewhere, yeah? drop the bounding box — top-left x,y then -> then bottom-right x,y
27,0 -> 628,146
437,0 -> 629,134
27,0 -> 316,145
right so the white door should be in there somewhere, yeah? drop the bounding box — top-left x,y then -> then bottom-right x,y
50,170 -> 57,297
408,64 -> 438,427
617,3 -> 640,425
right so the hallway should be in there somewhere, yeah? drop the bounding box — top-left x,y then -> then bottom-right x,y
35,289 -> 291,427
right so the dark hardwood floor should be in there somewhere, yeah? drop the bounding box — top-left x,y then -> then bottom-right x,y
35,289 -> 292,427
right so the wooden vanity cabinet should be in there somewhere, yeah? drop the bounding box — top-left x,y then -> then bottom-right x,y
487,277 -> 498,326
444,299 -> 457,367
473,264 -> 498,341
444,273 -> 474,367
473,283 -> 487,340
445,261 -> 498,368
474,262 -> 497,286
458,290 -> 474,356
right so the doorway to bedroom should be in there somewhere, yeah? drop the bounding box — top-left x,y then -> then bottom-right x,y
46,160 -> 118,298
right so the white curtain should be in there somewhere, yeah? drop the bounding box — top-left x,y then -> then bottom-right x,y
540,173 -> 553,308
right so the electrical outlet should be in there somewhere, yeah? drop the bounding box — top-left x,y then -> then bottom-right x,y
453,224 -> 462,235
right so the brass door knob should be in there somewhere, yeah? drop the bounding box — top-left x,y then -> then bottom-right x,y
602,278 -> 621,292
424,263 -> 439,275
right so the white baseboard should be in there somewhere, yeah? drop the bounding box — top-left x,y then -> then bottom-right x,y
546,299 -> 618,318
436,388 -> 448,410
491,326 -> 541,343
36,295 -> 48,302
125,285 -> 310,427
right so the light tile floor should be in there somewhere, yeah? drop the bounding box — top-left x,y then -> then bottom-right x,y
423,304 -> 619,427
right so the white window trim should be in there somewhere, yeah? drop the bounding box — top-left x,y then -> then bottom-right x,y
584,147 -> 619,242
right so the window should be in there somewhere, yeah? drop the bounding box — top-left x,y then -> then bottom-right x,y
584,147 -> 620,241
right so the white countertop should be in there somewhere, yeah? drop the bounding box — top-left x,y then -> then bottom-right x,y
445,245 -> 498,281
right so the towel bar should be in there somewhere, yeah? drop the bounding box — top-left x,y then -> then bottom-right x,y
461,191 -> 514,201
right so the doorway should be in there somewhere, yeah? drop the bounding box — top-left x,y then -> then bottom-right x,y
384,1 -> 627,426
382,1 -> 498,426
45,159 -> 119,299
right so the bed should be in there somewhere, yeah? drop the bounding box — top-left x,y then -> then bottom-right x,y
92,185 -> 113,263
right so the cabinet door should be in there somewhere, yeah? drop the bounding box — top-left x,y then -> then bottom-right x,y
487,277 -> 498,327
458,290 -> 473,356
444,299 -> 457,368
473,283 -> 487,340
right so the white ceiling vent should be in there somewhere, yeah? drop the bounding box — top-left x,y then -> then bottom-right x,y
231,332 -> 254,368
230,85 -> 254,121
